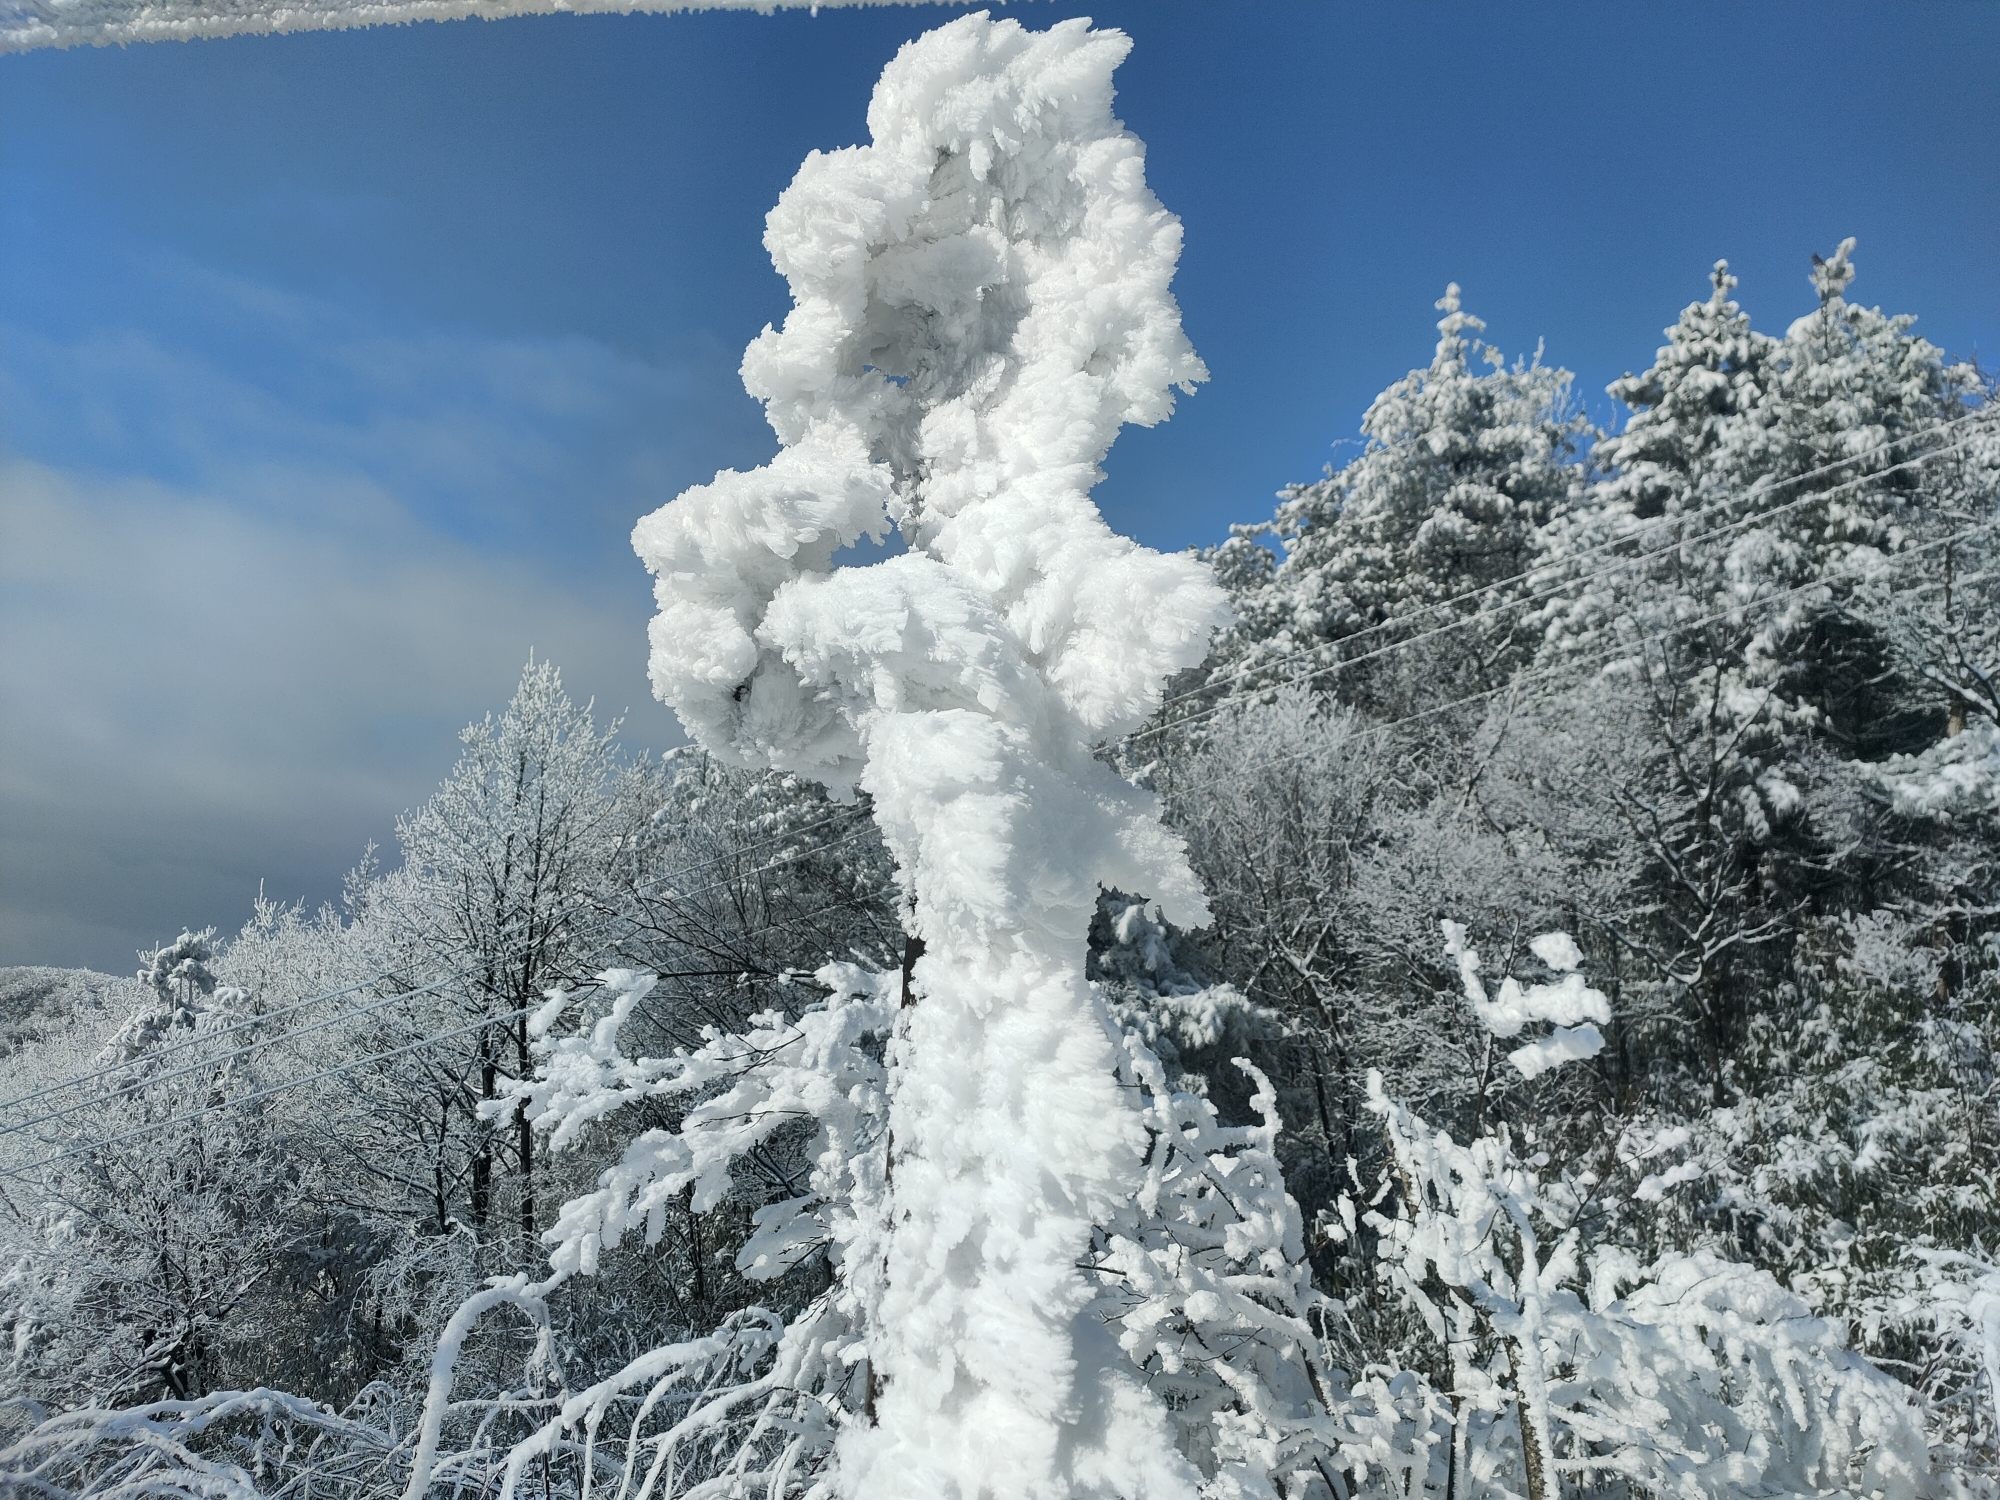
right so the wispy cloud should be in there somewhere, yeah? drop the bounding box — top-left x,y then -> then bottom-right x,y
0,454 -> 682,970
2,252 -> 764,557
0,266 -> 757,970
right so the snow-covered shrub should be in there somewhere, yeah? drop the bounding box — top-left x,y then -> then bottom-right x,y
398,957 -> 1455,1500
1352,925 -> 1935,1500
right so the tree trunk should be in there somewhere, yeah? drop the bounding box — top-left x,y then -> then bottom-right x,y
686,1183 -> 706,1312
900,931 -> 926,1010
1511,1340 -> 1553,1500
433,1094 -> 452,1235
517,1013 -> 535,1249
471,1045 -> 496,1237
869,926 -> 926,1429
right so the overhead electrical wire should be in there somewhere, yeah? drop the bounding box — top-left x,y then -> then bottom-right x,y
14,514 -> 1991,1173
0,887 -> 886,1180
0,819 -> 878,1134
0,803 -> 875,1118
1161,406 -> 1994,713
1156,514 -> 1999,791
1134,416 -> 1997,747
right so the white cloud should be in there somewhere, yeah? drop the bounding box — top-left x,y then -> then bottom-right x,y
1,252 -> 755,554
0,239 -> 792,970
0,453 -> 685,969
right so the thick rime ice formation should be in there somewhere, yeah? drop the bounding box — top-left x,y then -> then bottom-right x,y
631,15 -> 1228,1499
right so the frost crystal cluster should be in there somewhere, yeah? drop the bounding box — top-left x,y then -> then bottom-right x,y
630,14 -> 1227,1494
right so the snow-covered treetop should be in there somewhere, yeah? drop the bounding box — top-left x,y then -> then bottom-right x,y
634,11 -> 1225,804
1594,259 -> 1779,523
1210,280 -> 1586,688
138,927 -> 218,1005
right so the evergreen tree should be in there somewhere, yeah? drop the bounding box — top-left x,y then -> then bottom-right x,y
1210,284 -> 1588,716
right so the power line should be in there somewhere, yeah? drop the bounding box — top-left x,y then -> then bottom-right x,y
0,805 -> 874,1120
9,457 -> 1992,1170
1178,406 -> 1997,709
1137,421 -> 1997,746
1156,514 -> 1999,791
0,1004 -> 540,1182
29,520 -> 1984,1180
0,888 -> 887,1181
0,822 -> 878,1137
1157,409 -> 1995,719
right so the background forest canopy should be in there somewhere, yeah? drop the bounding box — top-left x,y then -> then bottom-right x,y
2,29 -> 1999,1495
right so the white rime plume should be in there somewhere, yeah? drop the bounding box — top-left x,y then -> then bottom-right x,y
632,14 -> 1228,1497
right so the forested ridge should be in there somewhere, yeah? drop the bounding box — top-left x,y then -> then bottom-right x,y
3,162 -> 1996,1500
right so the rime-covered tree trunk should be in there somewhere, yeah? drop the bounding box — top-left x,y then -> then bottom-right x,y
631,16 -> 1227,1495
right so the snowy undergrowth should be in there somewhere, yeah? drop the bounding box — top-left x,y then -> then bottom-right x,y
429,963 -> 1434,1500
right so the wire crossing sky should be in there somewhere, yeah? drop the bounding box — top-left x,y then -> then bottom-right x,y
1,0 -> 1996,972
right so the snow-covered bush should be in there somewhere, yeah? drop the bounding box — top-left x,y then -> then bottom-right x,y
1353,926 -> 1935,1500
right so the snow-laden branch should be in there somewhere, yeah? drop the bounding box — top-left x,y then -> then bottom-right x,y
453,959 -> 1448,1500
1352,924 -> 1935,1500
1,0 -> 959,58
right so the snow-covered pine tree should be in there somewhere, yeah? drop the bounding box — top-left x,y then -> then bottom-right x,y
1207,284 -> 1588,718
1527,244 -> 1987,1109
1541,241 -> 1984,763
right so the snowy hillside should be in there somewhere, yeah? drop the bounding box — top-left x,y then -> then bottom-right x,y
0,966 -> 137,1059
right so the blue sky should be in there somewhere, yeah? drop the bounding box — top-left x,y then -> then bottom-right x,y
3,0 -> 1996,970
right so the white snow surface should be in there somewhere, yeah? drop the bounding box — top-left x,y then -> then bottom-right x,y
0,0 -> 957,54
632,14 -> 1227,1499
1872,716 -> 2000,823
1440,919 -> 1611,1071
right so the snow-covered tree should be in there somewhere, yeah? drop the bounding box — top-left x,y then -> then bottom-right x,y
624,16 -> 1230,1494
0,947 -> 309,1415
1206,284 -> 1588,717
366,658 -> 657,1257
1353,924 -> 1935,1500
1518,245 -> 1988,1106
